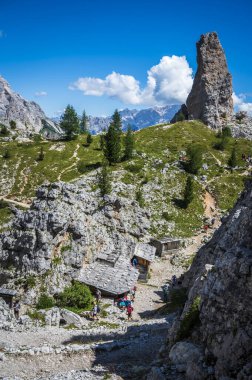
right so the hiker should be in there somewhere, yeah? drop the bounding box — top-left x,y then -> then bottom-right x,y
126,304 -> 134,321
242,153 -> 246,161
203,224 -> 209,232
95,288 -> 101,303
172,275 -> 177,287
130,288 -> 135,301
92,303 -> 100,320
162,283 -> 170,302
13,300 -> 20,319
211,217 -> 215,226
132,257 -> 138,268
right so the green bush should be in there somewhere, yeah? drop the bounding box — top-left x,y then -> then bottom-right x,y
10,120 -> 17,129
0,199 -> 8,209
126,162 -> 144,173
0,125 -> 8,135
28,310 -> 46,323
3,149 -> 11,159
25,275 -> 36,288
176,296 -> 201,340
36,293 -> 55,309
56,282 -> 93,310
136,187 -> 145,207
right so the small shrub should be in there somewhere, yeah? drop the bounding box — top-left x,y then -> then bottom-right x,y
61,245 -> 72,253
52,256 -> 62,265
56,282 -> 93,310
176,112 -> 185,122
28,310 -> 46,323
136,187 -> 145,207
25,275 -> 36,288
0,125 -> 8,135
162,211 -> 172,221
3,149 -> 11,159
36,293 -> 55,309
10,120 -> 16,129
0,199 -> 8,209
37,147 -> 45,161
176,296 -> 201,340
126,162 -> 144,173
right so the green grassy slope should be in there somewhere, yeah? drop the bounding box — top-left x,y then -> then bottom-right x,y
0,121 -> 251,237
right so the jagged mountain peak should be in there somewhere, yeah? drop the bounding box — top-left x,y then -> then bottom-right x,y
0,74 -> 62,139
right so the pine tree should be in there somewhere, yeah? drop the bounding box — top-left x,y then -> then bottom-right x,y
112,109 -> 122,133
184,175 -> 194,208
228,146 -> 237,168
186,144 -> 203,174
86,133 -> 92,145
124,125 -> 134,160
60,105 -> 80,140
99,131 -> 106,151
97,160 -> 111,197
37,147 -> 45,161
104,122 -> 121,164
80,110 -> 89,134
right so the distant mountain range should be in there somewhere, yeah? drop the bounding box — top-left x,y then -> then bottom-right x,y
89,105 -> 180,133
0,73 -> 180,138
53,105 -> 180,134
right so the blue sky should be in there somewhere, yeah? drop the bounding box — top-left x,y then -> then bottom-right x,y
0,0 -> 252,117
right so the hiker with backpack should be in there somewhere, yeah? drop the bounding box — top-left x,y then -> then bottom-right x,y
92,303 -> 100,320
126,304 -> 133,321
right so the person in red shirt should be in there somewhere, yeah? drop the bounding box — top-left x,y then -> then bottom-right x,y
126,304 -> 133,321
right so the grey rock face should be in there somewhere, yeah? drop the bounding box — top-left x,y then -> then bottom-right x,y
60,308 -> 85,328
0,76 -> 62,138
168,181 -> 252,379
0,298 -> 15,329
0,182 -> 150,299
187,32 -> 233,128
172,32 -> 233,128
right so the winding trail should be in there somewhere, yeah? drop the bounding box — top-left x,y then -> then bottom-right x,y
57,143 -> 80,181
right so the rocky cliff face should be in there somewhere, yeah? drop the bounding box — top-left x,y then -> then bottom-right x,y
172,32 -> 233,128
167,181 -> 252,379
0,181 -> 150,302
0,76 -> 62,138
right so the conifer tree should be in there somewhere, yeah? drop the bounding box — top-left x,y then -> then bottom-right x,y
86,133 -> 93,145
80,110 -> 89,134
97,160 -> 111,197
100,131 -> 106,151
124,125 -> 134,160
184,175 -> 194,208
60,105 -> 80,140
104,123 -> 121,164
186,144 -> 203,174
112,109 -> 122,133
37,146 -> 45,161
228,146 -> 237,168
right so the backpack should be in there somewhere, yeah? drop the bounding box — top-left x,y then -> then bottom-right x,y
97,305 -> 101,313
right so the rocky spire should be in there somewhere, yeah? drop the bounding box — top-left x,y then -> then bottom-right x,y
172,32 -> 234,128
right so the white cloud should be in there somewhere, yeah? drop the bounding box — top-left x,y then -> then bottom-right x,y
69,55 -> 193,106
35,91 -> 47,97
233,93 -> 252,116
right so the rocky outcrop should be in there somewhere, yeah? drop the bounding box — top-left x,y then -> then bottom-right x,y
0,182 -> 150,301
0,76 -> 62,138
173,32 -> 233,128
167,180 -> 252,379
